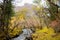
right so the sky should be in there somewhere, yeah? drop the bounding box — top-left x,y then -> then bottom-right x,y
13,0 -> 49,8
13,0 -> 34,6
0,0 -> 49,7
0,0 -> 60,7
0,0 -> 48,7
0,0 -> 34,6
0,0 -> 2,3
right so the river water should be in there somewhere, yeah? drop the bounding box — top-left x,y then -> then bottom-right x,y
11,29 -> 33,40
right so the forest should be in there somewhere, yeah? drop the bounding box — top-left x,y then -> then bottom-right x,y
0,0 -> 60,40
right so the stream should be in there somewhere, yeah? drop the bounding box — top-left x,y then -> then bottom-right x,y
11,28 -> 33,40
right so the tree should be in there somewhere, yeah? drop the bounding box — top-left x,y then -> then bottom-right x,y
47,0 -> 60,20
33,0 -> 50,28
33,0 -> 60,33
0,0 -> 14,40
34,0 -> 60,22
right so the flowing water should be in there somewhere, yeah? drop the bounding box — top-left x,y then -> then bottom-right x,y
11,29 -> 33,40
